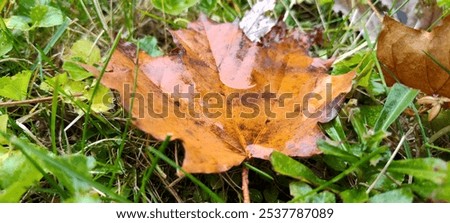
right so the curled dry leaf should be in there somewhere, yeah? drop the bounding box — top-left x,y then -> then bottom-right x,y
96,15 -> 355,173
417,96 -> 450,121
377,16 -> 450,98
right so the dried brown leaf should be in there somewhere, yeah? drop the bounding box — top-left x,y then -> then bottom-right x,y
377,16 -> 450,98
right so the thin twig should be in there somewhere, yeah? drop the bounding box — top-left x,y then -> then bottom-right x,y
366,128 -> 414,194
84,138 -> 123,150
168,176 -> 184,188
0,96 -> 54,107
64,113 -> 84,133
333,42 -> 368,64
156,172 -> 183,203
223,172 -> 243,196
12,107 -> 46,148
0,93 -> 83,108
16,121 -> 46,148
242,166 -> 250,203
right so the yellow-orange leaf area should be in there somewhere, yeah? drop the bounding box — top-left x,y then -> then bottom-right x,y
377,16 -> 450,98
99,15 -> 355,173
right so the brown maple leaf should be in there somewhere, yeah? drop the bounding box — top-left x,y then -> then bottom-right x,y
95,15 -> 355,173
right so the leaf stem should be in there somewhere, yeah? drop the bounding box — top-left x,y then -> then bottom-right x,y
242,166 -> 250,203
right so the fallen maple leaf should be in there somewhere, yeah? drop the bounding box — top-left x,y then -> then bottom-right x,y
96,15 -> 355,173
377,16 -> 450,98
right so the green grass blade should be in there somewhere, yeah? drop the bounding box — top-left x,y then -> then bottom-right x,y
410,104 -> 430,156
80,29 -> 122,151
374,83 -> 419,132
43,18 -> 70,54
50,77 -> 60,154
92,0 -> 109,38
244,162 -> 274,181
109,40 -> 140,188
425,143 -> 450,154
423,50 -> 450,76
317,139 -> 359,163
30,16 -> 69,73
